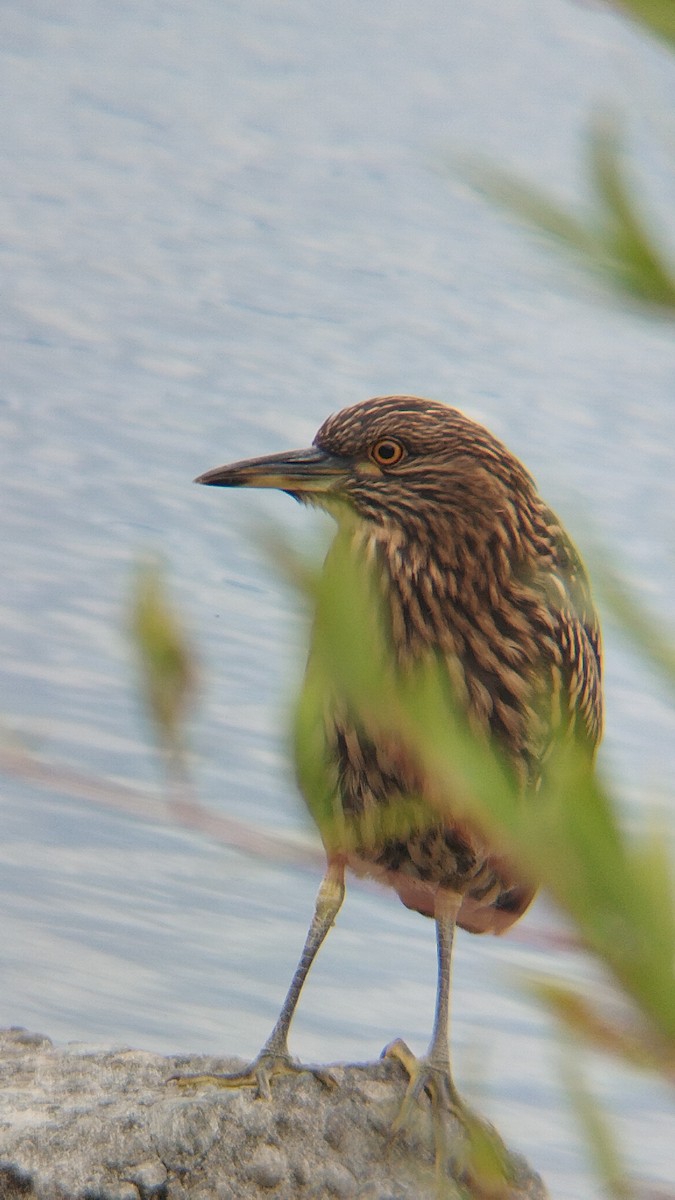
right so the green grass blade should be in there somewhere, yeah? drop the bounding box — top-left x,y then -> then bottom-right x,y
609,0 -> 675,49
129,559 -> 198,767
460,122 -> 675,314
561,1052 -> 634,1200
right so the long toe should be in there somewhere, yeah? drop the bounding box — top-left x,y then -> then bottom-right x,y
170,1051 -> 337,1099
382,1038 -> 462,1120
382,1041 -> 519,1195
382,1038 -> 465,1183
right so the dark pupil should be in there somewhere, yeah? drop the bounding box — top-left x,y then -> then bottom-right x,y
377,442 -> 398,461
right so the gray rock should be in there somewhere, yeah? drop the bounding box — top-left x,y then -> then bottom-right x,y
0,1027 -> 548,1199
244,1144 -> 289,1188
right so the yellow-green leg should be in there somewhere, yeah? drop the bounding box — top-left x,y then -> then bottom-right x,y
175,862 -> 345,1097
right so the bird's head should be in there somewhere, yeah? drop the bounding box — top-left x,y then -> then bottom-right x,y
196,396 -> 538,546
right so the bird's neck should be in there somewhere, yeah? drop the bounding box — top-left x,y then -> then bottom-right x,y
348,510 -> 547,666
331,507 -> 559,779
353,516 -> 494,648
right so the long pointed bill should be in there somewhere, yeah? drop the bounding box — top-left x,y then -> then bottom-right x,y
195,446 -> 347,496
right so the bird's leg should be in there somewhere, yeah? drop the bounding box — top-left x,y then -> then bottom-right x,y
174,861 -> 345,1097
427,888 -> 461,1102
383,889 -> 463,1172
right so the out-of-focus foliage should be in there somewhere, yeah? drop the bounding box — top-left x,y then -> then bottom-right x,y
609,0 -> 675,49
561,1052 -> 633,1200
287,520 -> 675,1196
457,1109 -> 525,1200
531,979 -> 675,1081
463,0 -> 675,315
464,117 -> 675,315
595,554 -> 675,697
130,559 -> 198,771
455,3 -> 675,1192
293,526 -> 675,1056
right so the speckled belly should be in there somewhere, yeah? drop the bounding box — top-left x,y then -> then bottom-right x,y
332,718 -> 534,933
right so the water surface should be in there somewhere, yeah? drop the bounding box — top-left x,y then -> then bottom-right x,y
2,2 -> 675,1194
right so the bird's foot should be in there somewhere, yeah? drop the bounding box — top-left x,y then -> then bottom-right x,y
383,1037 -> 462,1122
382,1038 -> 465,1183
171,1050 -> 338,1100
383,1039 -> 516,1196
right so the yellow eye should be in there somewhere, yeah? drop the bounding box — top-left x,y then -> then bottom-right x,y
369,438 -> 405,467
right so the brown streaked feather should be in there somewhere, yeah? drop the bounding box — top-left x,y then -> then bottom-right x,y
311,396 -> 603,934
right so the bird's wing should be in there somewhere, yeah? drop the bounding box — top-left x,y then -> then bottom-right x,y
545,517 -> 604,753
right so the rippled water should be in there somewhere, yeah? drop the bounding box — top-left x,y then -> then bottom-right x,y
2,2 -> 675,1194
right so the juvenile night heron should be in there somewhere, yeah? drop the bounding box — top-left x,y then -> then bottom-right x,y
188,395 -> 602,1130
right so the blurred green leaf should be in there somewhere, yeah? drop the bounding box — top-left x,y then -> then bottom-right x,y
130,558 -> 198,768
253,519 -> 323,598
594,553 -> 675,697
588,117 -> 675,307
458,1111 -> 518,1200
524,757 -> 675,1042
290,527 -> 675,1051
462,117 -> 675,313
609,0 -> 675,49
561,1052 -> 634,1200
531,980 -> 675,1081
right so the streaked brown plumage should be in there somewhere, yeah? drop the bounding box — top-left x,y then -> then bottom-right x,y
310,397 -> 602,934
185,395 -> 603,1150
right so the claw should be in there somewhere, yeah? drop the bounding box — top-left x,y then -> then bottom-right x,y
383,1038 -> 461,1115
382,1038 -> 464,1181
382,1040 -> 517,1196
169,1051 -> 337,1098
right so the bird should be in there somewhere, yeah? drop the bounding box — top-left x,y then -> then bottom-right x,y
185,395 -> 603,1144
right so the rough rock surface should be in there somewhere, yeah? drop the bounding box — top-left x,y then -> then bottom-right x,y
0,1028 -> 548,1199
